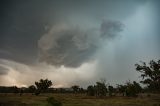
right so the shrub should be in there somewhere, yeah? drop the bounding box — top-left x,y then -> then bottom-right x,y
108,86 -> 114,96
125,81 -> 141,97
125,84 -> 137,97
46,97 -> 62,106
35,90 -> 40,96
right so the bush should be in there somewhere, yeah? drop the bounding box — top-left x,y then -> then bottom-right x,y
125,81 -> 141,97
94,82 -> 107,97
108,86 -> 114,96
87,85 -> 95,96
35,90 -> 40,96
125,84 -> 137,97
46,97 -> 62,106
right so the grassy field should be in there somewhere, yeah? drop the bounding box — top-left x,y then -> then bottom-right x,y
0,93 -> 160,106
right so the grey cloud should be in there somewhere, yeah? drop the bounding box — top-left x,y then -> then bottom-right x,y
1,0 -> 158,87
38,20 -> 124,67
0,66 -> 9,75
101,20 -> 124,39
0,0 -> 146,66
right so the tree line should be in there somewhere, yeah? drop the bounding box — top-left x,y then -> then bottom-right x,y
0,59 -> 159,97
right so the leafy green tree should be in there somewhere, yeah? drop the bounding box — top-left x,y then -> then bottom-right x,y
28,85 -> 36,94
71,85 -> 79,93
108,85 -> 114,96
117,84 -> 127,96
35,79 -> 52,95
125,81 -> 136,97
87,85 -> 95,96
125,81 -> 142,97
135,60 -> 160,92
19,88 -> 24,96
79,87 -> 84,93
116,81 -> 141,97
94,82 -> 107,97
13,86 -> 19,94
133,81 -> 142,93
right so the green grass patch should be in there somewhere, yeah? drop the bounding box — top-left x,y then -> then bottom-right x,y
0,93 -> 159,106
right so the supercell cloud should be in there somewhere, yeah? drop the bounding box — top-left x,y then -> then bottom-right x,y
38,20 -> 123,67
0,0 -> 159,87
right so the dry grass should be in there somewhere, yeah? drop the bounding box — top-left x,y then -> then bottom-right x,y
0,93 -> 160,106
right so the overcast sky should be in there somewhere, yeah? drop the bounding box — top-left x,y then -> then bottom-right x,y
0,0 -> 160,88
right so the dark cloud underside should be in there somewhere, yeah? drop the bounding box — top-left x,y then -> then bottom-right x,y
38,20 -> 124,67
0,0 -> 147,66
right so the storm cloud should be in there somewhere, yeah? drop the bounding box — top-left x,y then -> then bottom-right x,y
0,66 -> 9,75
38,20 -> 123,67
0,0 -> 160,87
0,0 -> 147,65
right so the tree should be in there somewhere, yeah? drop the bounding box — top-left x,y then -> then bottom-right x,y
116,81 -> 141,97
117,84 -> 127,96
135,60 -> 160,92
108,85 -> 114,96
19,88 -> 24,96
35,79 -> 52,95
87,85 -> 95,96
133,81 -> 142,94
13,86 -> 19,94
94,82 -> 107,97
79,87 -> 85,93
28,85 -> 36,94
71,85 -> 79,93
125,81 -> 141,97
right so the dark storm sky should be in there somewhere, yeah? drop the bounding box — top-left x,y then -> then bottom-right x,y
0,0 -> 160,87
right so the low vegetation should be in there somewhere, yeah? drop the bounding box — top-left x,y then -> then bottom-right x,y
46,97 -> 62,106
0,93 -> 160,106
